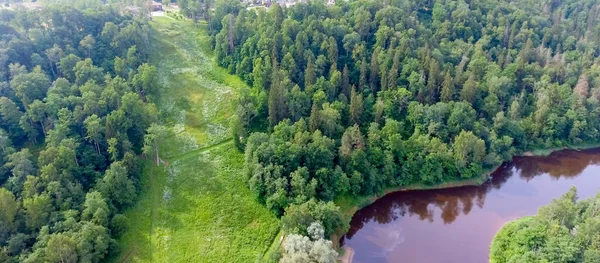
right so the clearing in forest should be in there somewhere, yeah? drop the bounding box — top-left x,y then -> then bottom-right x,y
111,17 -> 279,263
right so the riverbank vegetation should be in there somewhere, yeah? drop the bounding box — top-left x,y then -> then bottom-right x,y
204,0 -> 600,253
0,3 -> 157,262
490,187 -> 600,263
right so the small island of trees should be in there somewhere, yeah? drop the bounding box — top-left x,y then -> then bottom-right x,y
491,187 -> 600,263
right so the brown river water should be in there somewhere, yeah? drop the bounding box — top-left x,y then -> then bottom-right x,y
341,148 -> 600,263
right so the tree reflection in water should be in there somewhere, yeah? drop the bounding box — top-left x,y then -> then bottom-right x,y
343,148 -> 600,240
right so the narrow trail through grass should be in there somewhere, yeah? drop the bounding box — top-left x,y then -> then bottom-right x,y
170,138 -> 233,162
112,17 -> 279,263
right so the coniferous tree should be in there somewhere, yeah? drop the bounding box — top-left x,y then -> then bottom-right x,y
349,86 -> 364,125
268,70 -> 288,128
460,73 -> 478,104
342,65 -> 350,99
304,58 -> 316,89
309,103 -> 320,132
369,52 -> 379,93
440,71 -> 455,102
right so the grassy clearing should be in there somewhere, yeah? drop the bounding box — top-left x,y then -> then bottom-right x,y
112,17 -> 279,263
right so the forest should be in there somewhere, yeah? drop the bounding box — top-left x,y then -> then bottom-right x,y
1,0 -> 600,262
491,187 -> 600,263
206,0 -> 600,245
0,3 -> 159,262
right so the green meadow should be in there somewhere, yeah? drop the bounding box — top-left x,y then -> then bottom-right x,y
112,16 -> 279,263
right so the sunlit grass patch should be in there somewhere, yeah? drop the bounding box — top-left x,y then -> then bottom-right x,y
113,17 -> 279,263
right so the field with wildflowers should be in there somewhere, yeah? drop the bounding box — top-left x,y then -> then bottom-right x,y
111,16 -> 280,263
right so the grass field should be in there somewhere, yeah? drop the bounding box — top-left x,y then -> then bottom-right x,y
111,16 -> 279,263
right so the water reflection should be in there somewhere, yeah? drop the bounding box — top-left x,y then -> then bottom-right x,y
342,148 -> 600,263
515,149 -> 600,180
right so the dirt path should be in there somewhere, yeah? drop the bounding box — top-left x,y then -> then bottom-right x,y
169,138 -> 232,161
118,248 -> 136,263
338,245 -> 355,263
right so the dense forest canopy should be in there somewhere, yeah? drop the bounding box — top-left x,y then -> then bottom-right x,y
490,187 -> 600,263
0,3 -> 160,262
2,0 -> 599,261
205,0 -> 600,237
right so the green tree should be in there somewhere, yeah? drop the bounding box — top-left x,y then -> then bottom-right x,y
353,7 -> 372,39
107,138 -> 119,162
142,124 -> 168,166
287,85 -> 310,122
459,73 -> 478,104
58,54 -> 81,83
0,97 -> 25,140
453,130 -> 486,178
10,69 -> 51,109
0,188 -> 19,233
45,233 -> 78,263
359,57 -> 368,90
341,65 -> 350,99
339,125 -> 365,162
440,71 -> 454,102
305,58 -> 317,88
133,63 -> 160,100
318,104 -> 341,137
80,35 -> 96,58
99,162 -> 135,208
369,51 -> 379,92
23,194 -> 52,230
281,199 -> 345,239
45,44 -> 64,78
27,100 -> 48,136
268,70 -> 288,127
326,37 -> 338,66
73,222 -> 111,262
387,50 -> 400,90
81,191 -> 110,226
349,87 -> 364,125
73,58 -> 103,85
309,103 -> 320,133
290,167 -> 317,204
84,115 -> 103,154
6,149 -> 35,193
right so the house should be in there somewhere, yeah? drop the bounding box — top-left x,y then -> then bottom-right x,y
13,2 -> 43,10
152,1 -> 163,11
123,5 -> 141,15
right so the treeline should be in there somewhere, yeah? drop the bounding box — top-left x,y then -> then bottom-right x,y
491,187 -> 600,263
209,0 -> 600,230
0,4 -> 159,262
177,0 -> 214,22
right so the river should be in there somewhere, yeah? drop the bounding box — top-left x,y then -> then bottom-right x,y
341,148 -> 600,263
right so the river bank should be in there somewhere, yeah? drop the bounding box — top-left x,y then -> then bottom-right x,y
332,168 -> 491,248
333,142 -> 600,261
